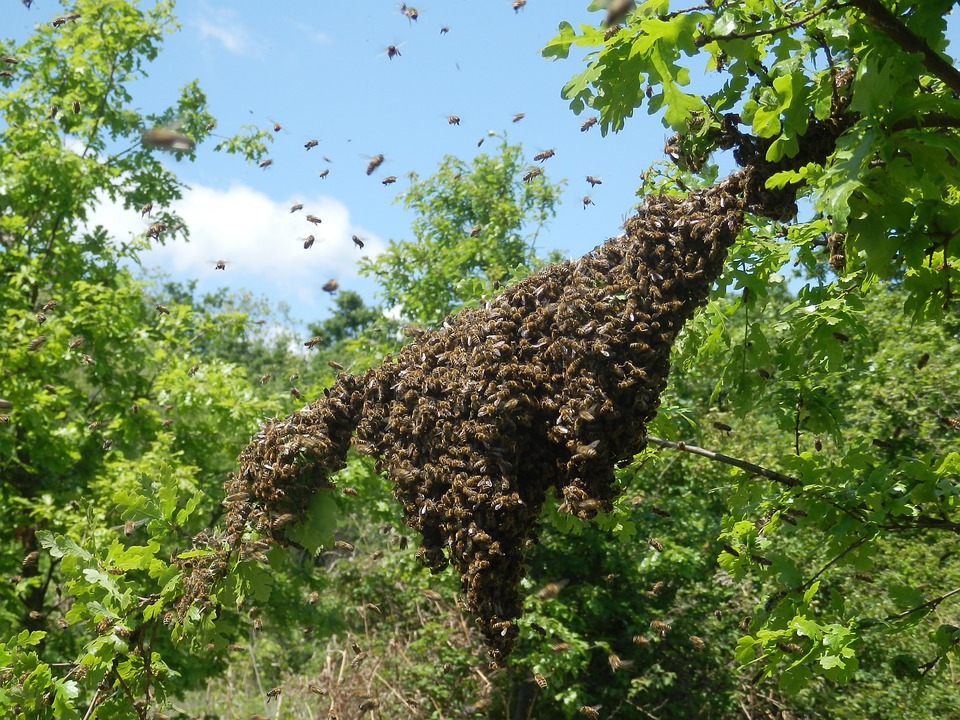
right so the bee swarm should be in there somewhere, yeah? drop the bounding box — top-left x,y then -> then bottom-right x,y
182,170 -> 757,661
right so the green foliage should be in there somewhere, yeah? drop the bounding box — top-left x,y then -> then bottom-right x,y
360,138 -> 563,326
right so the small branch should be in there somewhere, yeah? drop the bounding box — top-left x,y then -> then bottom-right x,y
646,435 -> 802,487
848,0 -> 960,96
802,536 -> 867,589
885,585 -> 960,622
696,1 -> 841,46
82,686 -> 105,720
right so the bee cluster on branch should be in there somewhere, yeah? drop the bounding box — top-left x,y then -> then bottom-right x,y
179,99 -> 854,659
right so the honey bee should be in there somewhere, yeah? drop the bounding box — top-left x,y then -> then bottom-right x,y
155,304 -> 170,315
917,352 -> 930,369
650,620 -> 670,636
350,651 -> 368,669
205,121 -> 216,131
72,99 -> 81,114
1,56 -> 17,64
146,222 -> 166,238
400,3 -> 419,21
289,372 -> 299,382
832,331 -> 849,342
187,363 -> 200,375
523,167 -> 542,183
533,673 -> 547,689
385,45 -> 401,59
420,588 -> 443,602
607,653 -> 632,672
335,539 -> 354,551
713,421 -> 732,432
303,235 -> 315,249
322,279 -> 340,294
0,414 -> 9,424
512,112 -> 525,122
751,554 -> 773,566
533,149 -> 555,162
259,373 -> 271,384
550,642 -> 570,653
305,139 -> 319,150
757,368 -> 771,379
78,353 -> 95,366
51,104 -> 61,119
583,195 -> 593,208
440,26 -> 450,34
269,119 -> 283,132
22,551 -> 40,568
213,260 -> 229,270
308,683 -> 327,695
352,235 -> 365,249
142,128 -> 195,152
140,201 -> 153,216
35,311 -> 46,325
318,168 -> 330,179
469,224 -> 483,237
814,437 -> 823,451
513,0 -> 527,13
328,360 -> 345,370
342,487 -> 359,497
447,115 -> 460,125
477,137 -> 485,147
27,335 -> 47,351
586,175 -> 602,187
266,687 -> 282,699
605,0 -> 636,26
579,705 -> 601,719
290,203 -> 304,213
631,634 -> 649,646
306,214 -> 322,225
580,117 -> 597,132
382,175 -> 397,185
290,387 -> 304,400
366,154 -> 385,174
0,70 -> 12,78
304,336 -> 324,349
259,158 -> 273,169
358,698 -> 380,712
690,635 -> 706,651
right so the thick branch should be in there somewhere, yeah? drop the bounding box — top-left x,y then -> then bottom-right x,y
849,0 -> 960,96
645,435 -> 802,487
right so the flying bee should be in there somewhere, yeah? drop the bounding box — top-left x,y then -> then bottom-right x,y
0,70 -> 12,78
304,336 -> 324,349
205,121 -> 216,131
187,363 -> 200,375
80,353 -> 95,365
581,117 -> 597,132
266,687 -> 281,699
328,360 -> 345,370
579,705 -> 601,719
533,149 -> 555,162
304,139 -> 319,150
917,352 -> 930,369
318,168 -> 330,179
513,0 -> 527,12
322,279 -> 340,294
334,540 -> 355,551
440,26 -> 449,34
142,127 -> 195,152
268,119 -> 283,132
533,673 -> 547,689
155,304 -> 170,315
447,115 -> 460,125
72,99 -> 81,114
358,698 -> 379,712
27,335 -> 47,351
259,158 -> 273,169
607,653 -> 632,672
50,104 -> 59,119
550,642 -> 570,653
470,224 -> 482,237
289,372 -> 299,381
211,260 -> 230,270
306,214 -> 322,225
583,195 -> 593,208
713,421 -> 732,433
0,414 -> 9,423
832,331 -> 849,342
605,0 -> 636,26
814,437 -> 823,451
385,45 -> 401,60
400,3 -> 419,21
146,222 -> 166,238
420,588 -> 443,602
586,175 -> 602,187
140,201 -> 153,216
650,620 -> 670,636
35,311 -> 46,325
291,203 -> 303,213
512,112 -> 525,122
1,56 -> 17,64
303,235 -> 315,249
350,652 -> 368,669
690,635 -> 706,651
352,235 -> 365,249
366,153 -> 385,174
523,167 -> 542,183
477,137 -> 485,147
259,373 -> 271,384
536,579 -> 569,600
382,175 -> 397,185
290,387 -> 304,400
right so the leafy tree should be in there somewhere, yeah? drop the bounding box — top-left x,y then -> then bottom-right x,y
360,138 -> 564,326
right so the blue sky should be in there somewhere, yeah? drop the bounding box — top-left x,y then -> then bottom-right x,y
3,2 -> 958,333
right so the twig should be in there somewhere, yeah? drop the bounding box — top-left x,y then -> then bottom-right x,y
247,629 -> 268,716
82,686 -> 105,720
646,435 -> 801,487
696,1 -> 841,45
885,586 -> 960,622
801,536 -> 867,589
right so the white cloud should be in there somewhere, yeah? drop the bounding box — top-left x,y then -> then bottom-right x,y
193,6 -> 256,55
86,182 -> 386,323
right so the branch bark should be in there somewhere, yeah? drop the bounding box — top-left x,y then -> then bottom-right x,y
645,435 -> 802,487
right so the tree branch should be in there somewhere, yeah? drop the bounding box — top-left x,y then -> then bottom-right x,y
695,1 -> 841,46
885,585 -> 960,622
849,0 -> 960,96
645,435 -> 802,487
